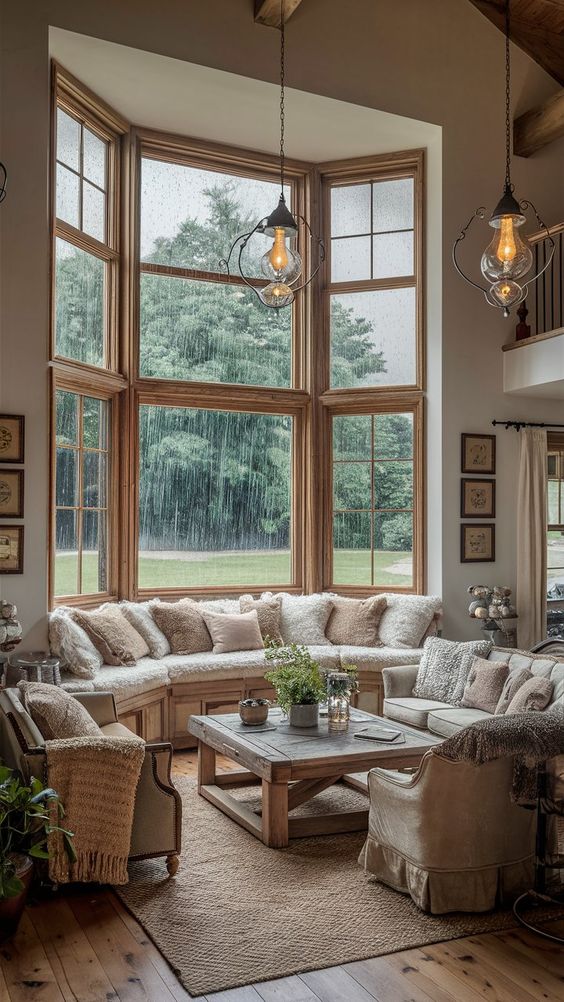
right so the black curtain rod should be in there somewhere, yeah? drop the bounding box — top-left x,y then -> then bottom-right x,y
492,420 -> 564,431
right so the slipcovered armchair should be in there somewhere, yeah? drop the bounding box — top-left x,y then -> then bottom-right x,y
359,750 -> 536,914
0,688 -> 181,875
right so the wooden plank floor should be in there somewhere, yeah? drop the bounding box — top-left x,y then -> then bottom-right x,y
1,750 -> 563,1002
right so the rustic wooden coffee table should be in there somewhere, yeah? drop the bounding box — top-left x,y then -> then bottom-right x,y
188,709 -> 439,848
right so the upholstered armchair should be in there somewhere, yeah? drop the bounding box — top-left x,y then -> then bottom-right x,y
359,750 -> 536,914
0,688 -> 181,875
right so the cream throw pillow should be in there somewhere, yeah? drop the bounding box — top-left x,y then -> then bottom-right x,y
48,609 -> 102,679
18,681 -> 102,740
240,595 -> 283,643
505,676 -> 553,714
202,610 -> 264,654
378,594 -> 443,649
325,596 -> 386,647
71,606 -> 149,666
151,599 -> 212,655
461,656 -> 510,714
413,637 -> 492,705
268,593 -> 333,646
120,600 -> 170,659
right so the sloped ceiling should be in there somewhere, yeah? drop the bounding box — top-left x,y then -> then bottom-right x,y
468,0 -> 564,86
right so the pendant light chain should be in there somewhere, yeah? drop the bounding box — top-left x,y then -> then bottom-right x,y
504,0 -> 512,190
279,0 -> 286,196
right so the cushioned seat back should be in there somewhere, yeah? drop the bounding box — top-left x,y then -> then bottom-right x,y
488,647 -> 564,709
0,689 -> 45,773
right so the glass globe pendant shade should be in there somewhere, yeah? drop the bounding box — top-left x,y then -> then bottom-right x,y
480,212 -> 533,283
489,278 -> 522,310
261,227 -> 302,284
259,282 -> 295,308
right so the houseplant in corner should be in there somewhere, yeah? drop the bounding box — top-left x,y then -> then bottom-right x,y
265,640 -> 327,727
0,765 -> 74,941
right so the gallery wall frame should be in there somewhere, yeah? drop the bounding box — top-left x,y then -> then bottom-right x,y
460,477 -> 495,519
0,415 -> 25,465
461,522 -> 495,563
0,525 -> 24,574
461,433 -> 496,475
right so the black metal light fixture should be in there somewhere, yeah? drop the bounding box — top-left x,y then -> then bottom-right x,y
221,0 -> 324,308
453,0 -> 554,317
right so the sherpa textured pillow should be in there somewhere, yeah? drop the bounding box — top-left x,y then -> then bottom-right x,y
240,595 -> 283,643
18,681 -> 102,740
413,636 -> 493,705
269,593 -> 333,646
48,609 -> 102,679
120,600 -> 170,659
461,656 -> 510,714
506,676 -> 553,714
378,594 -> 442,649
71,606 -> 150,666
495,668 -> 532,715
325,596 -> 386,647
151,599 -> 212,655
202,609 -> 264,654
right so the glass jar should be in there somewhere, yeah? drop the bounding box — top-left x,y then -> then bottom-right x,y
326,671 -> 353,731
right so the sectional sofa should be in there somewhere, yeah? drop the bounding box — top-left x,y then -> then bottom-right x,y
49,593 -> 442,749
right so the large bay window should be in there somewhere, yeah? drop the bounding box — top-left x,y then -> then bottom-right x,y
50,68 -> 425,606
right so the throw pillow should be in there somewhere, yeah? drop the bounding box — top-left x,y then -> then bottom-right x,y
506,676 -> 553,714
495,668 -> 533,715
269,593 -> 334,646
70,606 -> 150,666
461,656 -> 510,714
120,600 -> 171,659
413,636 -> 492,705
239,595 -> 283,643
151,599 -> 212,655
48,609 -> 102,679
378,594 -> 443,649
325,595 -> 386,647
18,681 -> 102,740
202,609 -> 264,654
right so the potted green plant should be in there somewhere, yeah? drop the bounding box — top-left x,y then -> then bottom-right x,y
265,641 -> 327,727
0,765 -> 74,941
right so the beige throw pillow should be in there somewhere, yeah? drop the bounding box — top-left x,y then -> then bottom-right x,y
18,681 -> 102,740
495,668 -> 532,714
71,606 -> 149,666
240,595 -> 283,643
325,596 -> 386,647
461,656 -> 510,714
151,599 -> 212,655
505,676 -> 553,714
202,610 -> 264,654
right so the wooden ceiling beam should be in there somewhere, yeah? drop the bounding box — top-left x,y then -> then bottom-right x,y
254,0 -> 304,27
514,87 -> 564,156
468,1 -> 564,88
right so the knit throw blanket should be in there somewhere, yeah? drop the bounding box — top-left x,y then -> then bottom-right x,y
46,734 -> 145,885
432,707 -> 564,804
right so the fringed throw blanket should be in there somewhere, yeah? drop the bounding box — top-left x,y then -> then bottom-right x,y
46,734 -> 145,885
432,707 -> 564,805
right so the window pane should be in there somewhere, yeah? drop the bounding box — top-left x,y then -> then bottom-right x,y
82,181 -> 106,242
56,448 -> 78,507
372,178 -> 413,232
330,288 -> 416,388
333,414 -> 371,461
55,239 -> 105,366
82,510 -> 108,593
55,509 -> 78,596
548,480 -> 560,524
56,164 -> 80,228
374,460 -> 413,509
56,390 -> 78,446
83,397 -> 107,450
140,158 -> 291,278
138,406 -> 292,588
333,462 -> 371,511
333,511 -> 371,586
83,128 -> 106,189
548,531 -> 564,568
374,414 -> 413,459
82,452 -> 106,508
331,184 -> 371,238
331,236 -> 371,283
139,273 -> 291,387
372,231 -> 414,279
56,109 -> 80,172
374,511 -> 413,587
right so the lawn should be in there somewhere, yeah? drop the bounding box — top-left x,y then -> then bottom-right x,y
54,549 -> 412,595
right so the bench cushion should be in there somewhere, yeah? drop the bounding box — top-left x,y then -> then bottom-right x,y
383,696 -> 452,729
340,646 -> 422,673
427,706 -> 491,738
91,660 -> 169,699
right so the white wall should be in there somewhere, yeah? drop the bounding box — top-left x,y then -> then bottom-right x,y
1,0 -> 564,645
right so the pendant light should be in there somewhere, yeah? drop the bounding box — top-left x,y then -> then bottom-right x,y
452,0 -> 554,317
221,0 -> 325,308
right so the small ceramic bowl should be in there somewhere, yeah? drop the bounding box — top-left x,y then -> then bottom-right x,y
239,698 -> 270,726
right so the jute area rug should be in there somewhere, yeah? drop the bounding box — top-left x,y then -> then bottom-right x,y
118,776 -> 544,998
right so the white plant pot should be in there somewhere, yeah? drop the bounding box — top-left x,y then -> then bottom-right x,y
288,703 -> 319,727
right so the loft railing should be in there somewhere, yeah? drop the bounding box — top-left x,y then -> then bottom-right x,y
522,222 -> 564,338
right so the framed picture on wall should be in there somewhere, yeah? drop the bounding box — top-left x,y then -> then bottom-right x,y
461,523 -> 495,563
0,415 -> 25,464
0,470 -> 24,518
460,478 -> 495,519
0,525 -> 24,574
461,433 -> 496,475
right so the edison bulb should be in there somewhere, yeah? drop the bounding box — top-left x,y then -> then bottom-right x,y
261,227 -> 302,284
481,213 -> 533,283
489,279 -> 522,310
259,282 -> 295,308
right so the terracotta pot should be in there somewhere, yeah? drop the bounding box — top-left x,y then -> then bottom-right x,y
289,703 -> 319,728
0,854 -> 33,942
